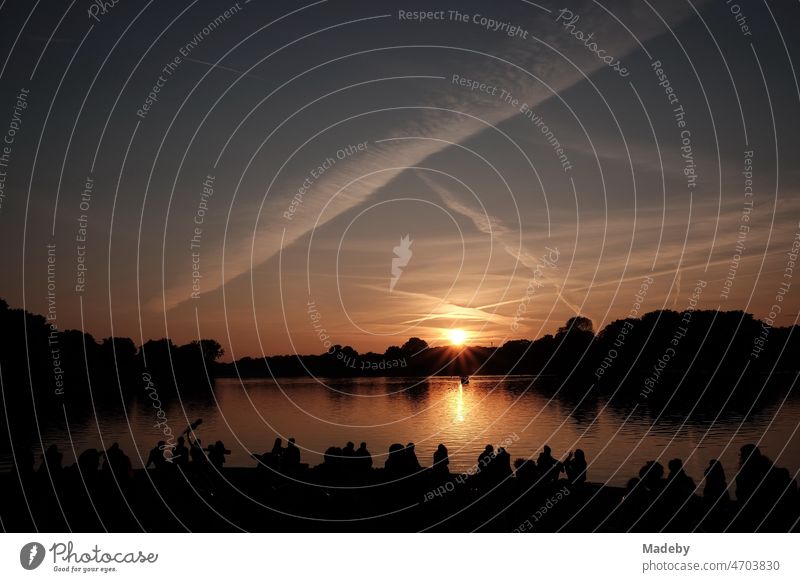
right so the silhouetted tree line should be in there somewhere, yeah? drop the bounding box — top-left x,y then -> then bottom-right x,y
3,298 -> 799,403
0,298 -> 223,406
223,311 -> 800,401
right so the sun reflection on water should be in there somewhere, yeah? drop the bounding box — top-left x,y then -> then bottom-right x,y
455,381 -> 465,422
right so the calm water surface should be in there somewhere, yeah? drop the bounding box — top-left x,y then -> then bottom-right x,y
6,376 -> 800,487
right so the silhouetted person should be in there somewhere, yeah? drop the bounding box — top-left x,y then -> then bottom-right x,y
736,444 -> 770,504
478,445 -> 494,470
639,460 -> 665,492
495,447 -> 512,481
662,458 -> 697,531
282,437 -> 301,473
146,441 -> 168,470
103,443 -> 132,482
190,437 -> 208,467
475,445 -> 495,489
40,444 -> 63,475
732,444 -> 779,530
514,458 -> 538,486
700,459 -> 731,531
207,441 -> 231,469
537,445 -> 559,484
182,420 -> 204,466
355,442 -> 373,472
77,448 -> 101,474
324,446 -> 342,466
405,442 -> 421,471
321,446 -> 343,482
172,437 -> 189,467
563,449 -> 587,486
385,443 -> 405,475
432,444 -> 450,478
703,459 -> 729,504
254,439 -> 283,471
667,458 -> 696,497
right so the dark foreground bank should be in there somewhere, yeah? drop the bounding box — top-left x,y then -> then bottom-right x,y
2,439 -> 797,533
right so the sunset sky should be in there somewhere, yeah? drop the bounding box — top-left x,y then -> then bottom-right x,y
1,0 -> 799,360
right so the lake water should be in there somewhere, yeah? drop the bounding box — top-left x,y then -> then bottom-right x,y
6,376 -> 800,487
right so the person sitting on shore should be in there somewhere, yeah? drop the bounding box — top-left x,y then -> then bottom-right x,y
478,444 -> 494,470
666,458 -> 696,497
699,459 -> 731,530
103,443 -> 133,482
638,460 -> 665,490
146,441 -> 168,471
514,458 -> 538,487
190,437 -> 207,466
474,445 -> 495,489
172,437 -> 189,467
385,443 -> 405,475
661,458 -> 698,529
703,459 -> 729,504
40,444 -> 63,475
563,449 -> 588,486
207,441 -> 231,469
251,438 -> 284,471
405,442 -> 421,471
432,444 -> 450,478
271,438 -> 284,458
495,447 -> 512,481
537,445 -> 560,485
324,446 -> 342,466
342,441 -> 357,471
77,448 -> 102,474
355,442 -> 373,472
736,444 -> 771,504
281,437 -> 301,473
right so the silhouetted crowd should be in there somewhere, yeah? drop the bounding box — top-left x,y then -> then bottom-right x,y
2,434 -> 797,532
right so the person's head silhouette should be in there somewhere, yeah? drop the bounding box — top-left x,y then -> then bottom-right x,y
739,444 -> 760,466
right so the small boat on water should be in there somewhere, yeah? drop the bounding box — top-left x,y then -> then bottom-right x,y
460,376 -> 470,385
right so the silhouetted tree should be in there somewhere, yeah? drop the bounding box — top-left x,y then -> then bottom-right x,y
401,337 -> 428,354
191,339 -> 224,363
556,315 -> 594,338
384,345 -> 403,359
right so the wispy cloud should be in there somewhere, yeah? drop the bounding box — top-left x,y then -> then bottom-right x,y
155,0 -> 705,313
417,171 -> 583,315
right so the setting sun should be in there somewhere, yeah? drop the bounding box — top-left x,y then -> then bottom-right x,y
447,328 -> 468,346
